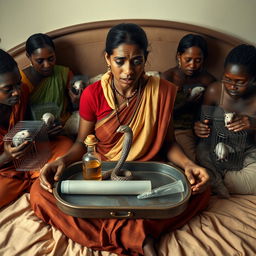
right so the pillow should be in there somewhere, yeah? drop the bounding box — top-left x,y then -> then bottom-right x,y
88,74 -> 104,85
146,71 -> 160,77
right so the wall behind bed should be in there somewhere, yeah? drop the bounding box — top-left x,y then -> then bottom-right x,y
7,19 -> 247,80
0,0 -> 255,51
0,0 -> 255,80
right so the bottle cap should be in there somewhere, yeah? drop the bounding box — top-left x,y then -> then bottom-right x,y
84,134 -> 98,146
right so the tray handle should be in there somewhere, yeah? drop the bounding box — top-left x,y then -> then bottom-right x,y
110,211 -> 133,218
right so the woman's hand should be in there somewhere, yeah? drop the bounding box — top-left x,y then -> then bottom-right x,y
184,162 -> 209,194
4,140 -> 32,160
194,120 -> 211,138
39,157 -> 66,193
47,123 -> 63,138
226,115 -> 251,132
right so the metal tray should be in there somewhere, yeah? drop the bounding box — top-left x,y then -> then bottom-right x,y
53,161 -> 191,219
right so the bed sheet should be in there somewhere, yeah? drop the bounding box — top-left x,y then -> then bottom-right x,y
1,193 -> 256,256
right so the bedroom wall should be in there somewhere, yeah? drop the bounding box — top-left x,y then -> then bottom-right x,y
0,0 -> 255,51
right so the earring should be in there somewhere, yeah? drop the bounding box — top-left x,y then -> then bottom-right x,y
178,59 -> 181,69
107,65 -> 112,75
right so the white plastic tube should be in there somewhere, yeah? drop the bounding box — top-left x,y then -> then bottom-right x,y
61,180 -> 152,195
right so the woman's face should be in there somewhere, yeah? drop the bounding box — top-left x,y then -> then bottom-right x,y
0,69 -> 22,106
28,46 -> 56,77
222,64 -> 251,99
105,43 -> 146,89
177,46 -> 204,76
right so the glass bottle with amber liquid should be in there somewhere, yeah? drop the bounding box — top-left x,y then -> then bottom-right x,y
82,135 -> 102,180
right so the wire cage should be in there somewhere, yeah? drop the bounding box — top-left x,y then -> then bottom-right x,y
3,121 -> 51,171
200,105 -> 247,172
199,105 -> 216,145
30,102 -> 60,122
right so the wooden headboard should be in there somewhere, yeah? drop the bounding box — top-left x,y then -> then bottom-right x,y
9,19 -> 246,80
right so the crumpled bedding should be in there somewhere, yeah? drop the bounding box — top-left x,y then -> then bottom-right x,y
0,193 -> 256,256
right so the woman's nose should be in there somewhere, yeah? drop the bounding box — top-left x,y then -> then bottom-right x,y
230,84 -> 238,90
189,60 -> 196,69
11,87 -> 20,96
43,61 -> 51,68
123,62 -> 133,75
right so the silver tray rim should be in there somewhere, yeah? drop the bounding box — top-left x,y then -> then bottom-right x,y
53,161 -> 191,211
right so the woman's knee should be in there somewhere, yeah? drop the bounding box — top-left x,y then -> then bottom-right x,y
224,166 -> 256,194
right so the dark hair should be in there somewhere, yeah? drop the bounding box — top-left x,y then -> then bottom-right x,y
177,34 -> 208,58
0,49 -> 18,74
224,44 -> 256,78
105,23 -> 149,59
26,33 -> 55,56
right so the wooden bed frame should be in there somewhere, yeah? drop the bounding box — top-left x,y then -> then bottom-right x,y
9,19 -> 246,80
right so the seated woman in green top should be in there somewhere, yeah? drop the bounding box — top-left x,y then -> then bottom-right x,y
20,33 -> 81,135
161,34 -> 216,161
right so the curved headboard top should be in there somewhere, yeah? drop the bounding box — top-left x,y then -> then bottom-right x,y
9,19 -> 247,79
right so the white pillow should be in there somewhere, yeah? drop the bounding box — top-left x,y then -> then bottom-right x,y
88,74 -> 104,85
146,71 -> 160,77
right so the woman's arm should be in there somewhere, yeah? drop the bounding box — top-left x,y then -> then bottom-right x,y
165,120 -> 209,194
39,118 -> 95,192
61,118 -> 95,165
194,82 -> 220,138
202,81 -> 220,105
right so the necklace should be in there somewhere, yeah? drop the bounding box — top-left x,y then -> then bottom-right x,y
112,84 -> 138,107
112,79 -> 142,125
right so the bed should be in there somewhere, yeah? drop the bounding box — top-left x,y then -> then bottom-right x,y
2,19 -> 255,256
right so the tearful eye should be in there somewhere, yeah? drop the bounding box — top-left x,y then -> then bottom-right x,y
115,60 -> 124,66
185,58 -> 192,63
133,58 -> 143,65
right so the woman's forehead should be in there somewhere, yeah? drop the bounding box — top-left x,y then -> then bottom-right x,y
32,46 -> 55,57
0,70 -> 21,86
112,44 -> 144,56
224,64 -> 249,76
182,46 -> 203,56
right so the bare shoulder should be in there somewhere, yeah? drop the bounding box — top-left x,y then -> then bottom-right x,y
199,70 -> 216,85
203,81 -> 221,105
161,67 -> 177,81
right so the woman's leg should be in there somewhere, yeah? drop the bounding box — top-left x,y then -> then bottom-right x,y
0,170 -> 32,208
30,178 -> 210,255
196,142 -> 230,198
224,162 -> 256,194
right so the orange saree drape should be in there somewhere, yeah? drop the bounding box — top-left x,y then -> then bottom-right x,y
0,85 -> 73,208
0,84 -> 31,208
31,75 -> 210,255
95,73 -> 177,161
